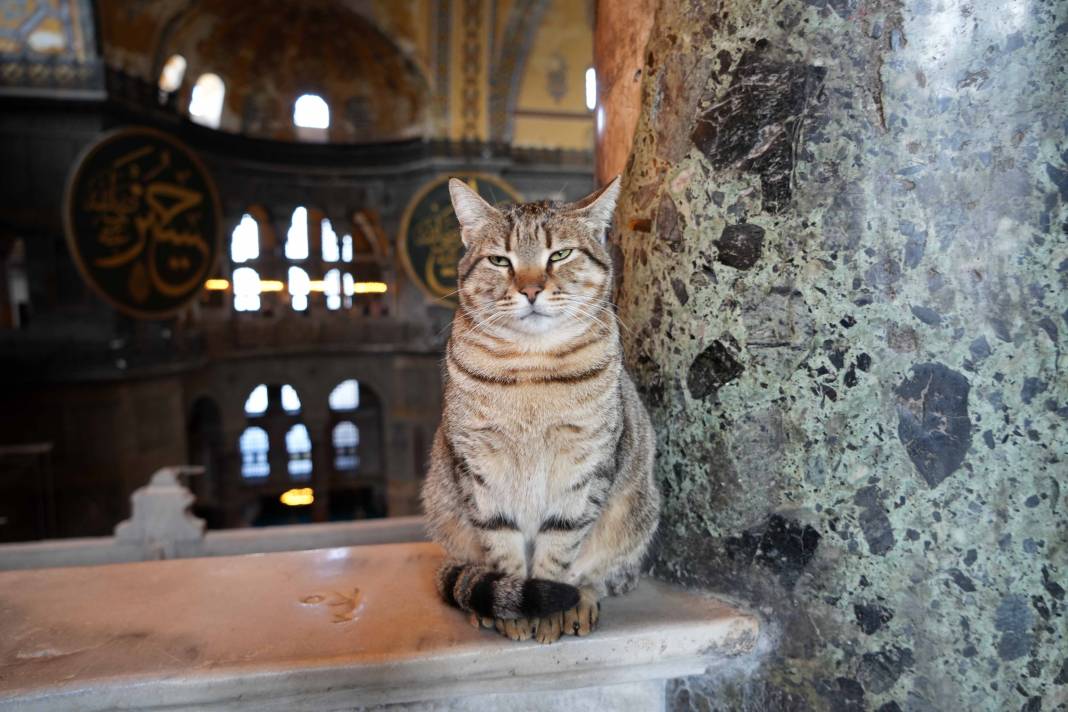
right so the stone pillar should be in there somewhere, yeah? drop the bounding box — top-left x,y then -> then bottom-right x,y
606,0 -> 1066,709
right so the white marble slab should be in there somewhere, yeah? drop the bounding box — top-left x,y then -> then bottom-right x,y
0,542 -> 758,711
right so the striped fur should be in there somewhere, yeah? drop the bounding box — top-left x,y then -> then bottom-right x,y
421,177 -> 660,621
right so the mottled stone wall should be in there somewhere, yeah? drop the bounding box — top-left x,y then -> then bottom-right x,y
610,0 -> 1067,710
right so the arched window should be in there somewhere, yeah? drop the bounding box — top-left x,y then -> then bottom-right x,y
158,54 -> 187,93
189,73 -> 225,129
294,94 -> 330,128
244,384 -> 268,416
231,214 -> 259,263
239,426 -> 270,478
329,379 -> 359,411
232,266 -> 261,312
286,423 -> 312,479
341,233 -> 353,263
286,207 -> 309,260
332,421 -> 359,472
321,219 -> 339,262
584,67 -> 597,111
288,265 -> 310,311
281,384 -> 301,413
324,268 -> 342,311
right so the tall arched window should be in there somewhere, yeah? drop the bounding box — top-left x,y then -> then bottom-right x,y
231,214 -> 259,263
239,426 -> 270,478
286,423 -> 312,480
321,219 -> 339,262
286,207 -> 309,260
324,268 -> 342,311
158,54 -> 187,93
332,421 -> 359,472
232,266 -> 261,312
288,266 -> 310,311
189,73 -> 225,128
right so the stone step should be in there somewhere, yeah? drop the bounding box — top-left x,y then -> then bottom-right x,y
0,542 -> 759,712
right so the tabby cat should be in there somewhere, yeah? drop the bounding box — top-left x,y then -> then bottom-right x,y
420,176 -> 660,644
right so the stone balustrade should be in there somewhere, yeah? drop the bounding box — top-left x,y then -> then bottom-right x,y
0,541 -> 760,711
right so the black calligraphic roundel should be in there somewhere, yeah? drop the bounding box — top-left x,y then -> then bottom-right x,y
397,173 -> 521,306
64,127 -> 221,319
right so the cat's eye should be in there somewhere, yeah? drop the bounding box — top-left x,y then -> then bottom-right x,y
549,249 -> 572,262
487,255 -> 511,267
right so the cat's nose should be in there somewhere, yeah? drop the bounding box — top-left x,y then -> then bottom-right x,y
520,285 -> 543,304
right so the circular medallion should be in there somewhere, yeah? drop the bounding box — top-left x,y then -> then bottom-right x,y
63,126 -> 221,319
397,173 -> 521,306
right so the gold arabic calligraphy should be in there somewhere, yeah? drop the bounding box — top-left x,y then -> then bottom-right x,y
82,144 -> 211,304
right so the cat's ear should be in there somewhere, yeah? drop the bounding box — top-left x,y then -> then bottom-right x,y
449,178 -> 500,247
567,175 -> 622,241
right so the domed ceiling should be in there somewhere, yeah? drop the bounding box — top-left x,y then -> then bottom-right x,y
101,0 -> 431,144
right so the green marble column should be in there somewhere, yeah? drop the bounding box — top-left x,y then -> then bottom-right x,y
611,0 -> 1067,709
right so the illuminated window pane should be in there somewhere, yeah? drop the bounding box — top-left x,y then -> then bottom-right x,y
286,207 -> 309,260
281,384 -> 301,413
332,420 -> 360,472
286,423 -> 312,480
321,219 -> 339,262
341,233 -> 353,263
324,268 -> 341,311
329,379 -> 359,411
584,67 -> 597,111
232,266 -> 261,311
244,384 -> 268,415
294,94 -> 330,129
231,213 -> 259,263
342,272 -> 354,305
189,73 -> 225,129
240,426 -> 269,478
159,54 -> 186,93
288,265 -> 310,311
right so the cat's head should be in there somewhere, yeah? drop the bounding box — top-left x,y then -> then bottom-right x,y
449,176 -> 621,337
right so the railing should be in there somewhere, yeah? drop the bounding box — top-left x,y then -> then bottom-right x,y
0,466 -> 426,571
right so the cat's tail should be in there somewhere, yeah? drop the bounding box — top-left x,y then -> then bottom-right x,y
436,560 -> 580,619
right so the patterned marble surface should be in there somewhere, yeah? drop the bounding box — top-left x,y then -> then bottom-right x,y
611,0 -> 1067,709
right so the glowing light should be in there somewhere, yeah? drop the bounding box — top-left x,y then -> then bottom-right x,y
204,279 -> 229,290
294,94 -> 330,129
189,73 -> 225,129
158,54 -> 187,93
585,67 -> 597,111
259,279 -> 285,292
308,279 -> 326,292
346,281 -> 388,295
280,487 -> 314,506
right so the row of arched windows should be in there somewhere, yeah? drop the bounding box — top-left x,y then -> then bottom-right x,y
227,207 -> 375,313
238,380 -> 367,481
159,54 -> 330,133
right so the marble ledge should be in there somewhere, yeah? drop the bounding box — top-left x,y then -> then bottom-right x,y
0,542 -> 760,712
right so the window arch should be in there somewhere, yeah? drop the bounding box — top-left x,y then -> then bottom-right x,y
329,379 -> 359,411
189,73 -> 225,128
286,207 -> 309,260
294,94 -> 330,129
286,423 -> 313,480
332,421 -> 359,472
232,266 -> 261,312
280,384 -> 302,413
321,219 -> 339,262
288,265 -> 310,311
239,426 -> 270,478
244,384 -> 268,416
158,54 -> 186,93
231,214 -> 259,263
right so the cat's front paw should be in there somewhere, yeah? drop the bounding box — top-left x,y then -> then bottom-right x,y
493,616 -> 538,641
562,587 -> 600,637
